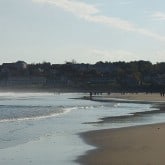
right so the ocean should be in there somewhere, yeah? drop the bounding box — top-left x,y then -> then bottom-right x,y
0,92 -> 164,165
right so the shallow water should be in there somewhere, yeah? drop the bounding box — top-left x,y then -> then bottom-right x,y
0,92 -> 164,165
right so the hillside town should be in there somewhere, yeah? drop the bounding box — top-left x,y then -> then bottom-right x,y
0,60 -> 165,93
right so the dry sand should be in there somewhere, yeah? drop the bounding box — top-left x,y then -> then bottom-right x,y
90,92 -> 165,104
107,93 -> 165,101
78,123 -> 165,165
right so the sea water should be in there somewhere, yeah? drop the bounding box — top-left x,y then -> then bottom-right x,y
0,92 -> 164,165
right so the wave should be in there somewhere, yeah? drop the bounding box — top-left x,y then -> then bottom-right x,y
0,103 -> 115,123
0,101 -> 144,123
0,105 -> 75,123
0,111 -> 64,123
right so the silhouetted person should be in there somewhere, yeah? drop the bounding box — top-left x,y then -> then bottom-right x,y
89,92 -> 92,100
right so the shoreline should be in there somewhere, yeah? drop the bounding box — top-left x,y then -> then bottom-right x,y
87,93 -> 165,104
77,122 -> 165,165
1,91 -> 165,165
77,95 -> 165,165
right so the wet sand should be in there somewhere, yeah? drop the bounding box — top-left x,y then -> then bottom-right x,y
78,94 -> 165,165
78,123 -> 165,165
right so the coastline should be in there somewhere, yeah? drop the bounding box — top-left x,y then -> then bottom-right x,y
89,92 -> 165,104
1,91 -> 165,165
78,123 -> 165,165
77,94 -> 165,165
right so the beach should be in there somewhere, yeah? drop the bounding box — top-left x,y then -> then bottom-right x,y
0,92 -> 165,165
91,92 -> 165,103
78,123 -> 165,165
78,93 -> 165,165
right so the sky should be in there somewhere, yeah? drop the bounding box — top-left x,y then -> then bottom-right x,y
0,0 -> 165,64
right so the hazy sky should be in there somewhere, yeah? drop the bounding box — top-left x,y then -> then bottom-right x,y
1,0 -> 165,64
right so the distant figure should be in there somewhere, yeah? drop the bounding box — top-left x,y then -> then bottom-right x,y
89,92 -> 92,100
107,92 -> 111,95
160,91 -> 165,97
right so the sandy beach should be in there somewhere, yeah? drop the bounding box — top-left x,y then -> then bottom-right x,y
1,92 -> 165,165
78,123 -> 165,165
78,93 -> 165,165
91,92 -> 165,103
108,92 -> 165,101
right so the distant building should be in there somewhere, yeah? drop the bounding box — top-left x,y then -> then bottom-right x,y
0,61 -> 28,78
2,61 -> 27,71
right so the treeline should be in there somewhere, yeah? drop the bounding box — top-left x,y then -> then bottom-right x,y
0,60 -> 165,92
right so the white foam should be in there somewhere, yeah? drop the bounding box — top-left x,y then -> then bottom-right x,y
0,106 -> 76,123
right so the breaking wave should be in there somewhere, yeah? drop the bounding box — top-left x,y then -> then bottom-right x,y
0,105 -> 75,123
